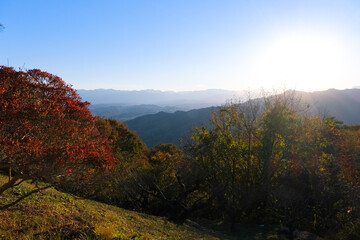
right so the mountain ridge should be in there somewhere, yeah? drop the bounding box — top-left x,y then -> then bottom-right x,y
80,88 -> 246,121
77,88 -> 244,106
125,89 -> 360,147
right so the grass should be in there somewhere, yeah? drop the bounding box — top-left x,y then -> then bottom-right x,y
0,174 -> 292,239
0,174 -> 231,240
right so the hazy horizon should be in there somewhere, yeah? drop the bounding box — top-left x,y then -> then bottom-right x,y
76,86 -> 360,93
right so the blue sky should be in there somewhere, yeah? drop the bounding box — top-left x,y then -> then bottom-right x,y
1,0 -> 360,91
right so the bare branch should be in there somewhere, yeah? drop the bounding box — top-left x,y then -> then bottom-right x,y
0,185 -> 52,210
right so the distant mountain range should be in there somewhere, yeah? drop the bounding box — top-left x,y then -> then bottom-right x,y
125,89 -> 360,147
88,104 -> 186,122
79,89 -> 245,121
301,88 -> 360,125
78,89 -> 243,106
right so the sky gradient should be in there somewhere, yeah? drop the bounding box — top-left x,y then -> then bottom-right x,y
1,0 -> 360,92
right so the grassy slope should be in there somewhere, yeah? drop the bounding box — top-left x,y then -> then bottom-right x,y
0,174 -> 230,240
0,174 -> 291,240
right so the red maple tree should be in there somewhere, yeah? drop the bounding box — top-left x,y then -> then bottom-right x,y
0,66 -> 115,209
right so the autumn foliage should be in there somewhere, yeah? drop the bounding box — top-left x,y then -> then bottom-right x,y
0,66 -> 114,207
2,66 -> 360,238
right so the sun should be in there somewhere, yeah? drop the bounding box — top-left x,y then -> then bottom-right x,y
249,32 -> 348,91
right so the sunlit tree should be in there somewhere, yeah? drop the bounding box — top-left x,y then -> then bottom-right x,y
0,66 -> 115,209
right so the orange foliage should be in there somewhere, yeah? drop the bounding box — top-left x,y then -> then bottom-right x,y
0,66 -> 115,184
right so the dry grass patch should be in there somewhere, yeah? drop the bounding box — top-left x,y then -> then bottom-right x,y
94,222 -> 117,239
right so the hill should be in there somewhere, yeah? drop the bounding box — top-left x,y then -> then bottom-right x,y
0,174 -> 229,240
125,107 -> 215,148
126,89 -> 360,147
89,104 -> 186,122
302,88 -> 360,125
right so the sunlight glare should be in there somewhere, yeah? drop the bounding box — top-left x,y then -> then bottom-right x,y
249,33 -> 348,91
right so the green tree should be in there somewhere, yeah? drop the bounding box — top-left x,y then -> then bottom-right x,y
92,118 -> 149,207
188,97 -> 263,230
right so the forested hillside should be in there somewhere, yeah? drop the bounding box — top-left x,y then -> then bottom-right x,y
302,88 -> 360,124
126,89 -> 360,147
2,67 -> 360,239
126,107 -> 215,147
